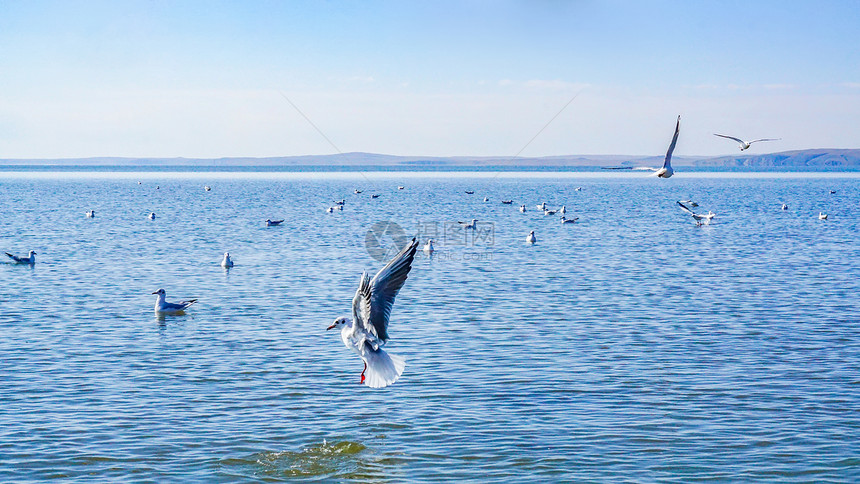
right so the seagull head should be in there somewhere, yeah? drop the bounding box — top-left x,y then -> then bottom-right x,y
29,250 -> 36,256
151,288 -> 166,295
327,317 -> 350,331
224,252 -> 230,258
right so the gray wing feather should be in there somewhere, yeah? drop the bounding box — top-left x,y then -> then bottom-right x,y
354,238 -> 418,342
714,133 -> 744,143
677,201 -> 695,215
5,252 -> 21,262
749,138 -> 779,144
663,115 -> 680,169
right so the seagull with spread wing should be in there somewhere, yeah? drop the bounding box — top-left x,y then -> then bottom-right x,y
677,201 -> 715,226
327,238 -> 418,388
713,133 -> 780,151
634,115 -> 680,178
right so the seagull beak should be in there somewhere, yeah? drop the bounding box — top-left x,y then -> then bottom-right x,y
151,291 -> 158,294
326,324 -> 336,331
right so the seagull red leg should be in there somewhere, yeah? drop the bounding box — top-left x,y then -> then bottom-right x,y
360,361 -> 366,384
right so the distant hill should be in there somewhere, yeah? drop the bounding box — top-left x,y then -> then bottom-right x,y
2,149 -> 859,168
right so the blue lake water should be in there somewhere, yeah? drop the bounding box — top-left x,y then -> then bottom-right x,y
1,170 -> 859,482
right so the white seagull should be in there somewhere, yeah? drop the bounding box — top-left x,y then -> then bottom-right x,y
483,197 -> 489,202
819,212 -> 828,220
519,205 -> 526,213
677,201 -> 715,226
85,210 -> 95,218
559,205 -> 566,215
398,186 -> 405,190
354,189 -> 363,194
526,231 -> 537,244
148,212 -> 156,220
678,200 -> 699,207
266,219 -> 284,226
782,203 -> 788,210
714,133 -> 780,151
561,216 -> 578,224
458,219 -> 478,230
635,115 -> 680,178
544,209 -> 557,216
5,250 -> 36,264
221,252 -> 234,268
423,239 -> 435,254
151,288 -> 198,314
326,207 -> 334,213
327,238 -> 418,388
536,202 -> 547,211
204,185 -> 211,191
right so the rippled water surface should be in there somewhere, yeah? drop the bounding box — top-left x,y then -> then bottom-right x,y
1,171 -> 859,482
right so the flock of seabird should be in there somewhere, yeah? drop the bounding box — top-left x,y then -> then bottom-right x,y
3,116 -> 838,389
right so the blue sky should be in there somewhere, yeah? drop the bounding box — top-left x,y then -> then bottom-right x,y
1,0 -> 859,158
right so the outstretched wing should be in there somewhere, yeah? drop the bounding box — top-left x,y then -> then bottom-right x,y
677,201 -> 696,215
714,133 -> 744,143
663,115 -> 680,169
749,138 -> 780,144
352,238 -> 418,342
5,252 -> 21,262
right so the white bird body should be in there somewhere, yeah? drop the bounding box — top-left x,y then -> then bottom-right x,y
423,239 -> 434,254
221,252 -> 234,268
526,231 -> 537,244
714,134 -> 780,151
519,205 -> 526,212
544,209 -> 557,216
559,205 -> 566,215
677,201 -> 715,226
483,197 -> 489,202
536,202 -> 547,211
204,186 -> 211,191
398,186 -> 405,190
152,288 -> 197,314
266,219 -> 284,226
148,212 -> 156,220
326,207 -> 334,213
782,203 -> 788,210
328,238 -> 418,388
5,250 -> 36,264
561,216 -> 578,224
86,210 -> 95,218
819,212 -> 828,220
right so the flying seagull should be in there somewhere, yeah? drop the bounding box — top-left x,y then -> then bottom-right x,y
635,115 -> 680,178
327,238 -> 419,388
713,134 -> 780,151
677,201 -> 715,226
151,288 -> 198,314
5,250 -> 36,264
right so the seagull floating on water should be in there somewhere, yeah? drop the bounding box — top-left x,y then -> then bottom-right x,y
423,239 -> 434,254
398,186 -> 405,190
819,212 -> 828,220
221,252 -> 234,268
714,133 -> 780,151
465,191 -> 474,195
458,219 -> 478,229
5,250 -> 36,264
152,288 -> 198,314
561,216 -> 579,224
266,219 -> 284,226
677,201 -> 715,226
86,210 -> 95,218
148,212 -> 156,220
204,186 -> 211,191
334,200 -> 345,205
519,205 -> 526,212
526,231 -> 537,244
782,203 -> 788,210
501,200 -> 513,204
559,205 -> 566,215
354,189 -> 363,194
326,207 -> 334,213
536,202 -> 547,211
575,187 -> 582,192
370,194 -> 380,199
327,238 -> 418,388
544,209 -> 557,216
483,197 -> 489,202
